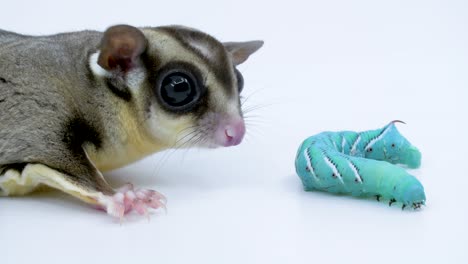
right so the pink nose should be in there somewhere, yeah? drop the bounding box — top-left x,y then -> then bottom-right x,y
217,118 -> 246,147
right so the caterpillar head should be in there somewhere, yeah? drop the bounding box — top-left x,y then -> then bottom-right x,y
399,177 -> 426,209
365,121 -> 421,169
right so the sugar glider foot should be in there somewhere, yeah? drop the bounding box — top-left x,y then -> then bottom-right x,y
0,164 -> 166,220
0,24 -> 263,219
97,183 -> 167,219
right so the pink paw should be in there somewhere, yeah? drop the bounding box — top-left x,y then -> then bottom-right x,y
98,183 -> 166,219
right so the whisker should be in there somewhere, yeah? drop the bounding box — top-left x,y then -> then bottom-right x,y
150,125 -> 202,177
174,126 -> 200,145
242,103 -> 276,114
245,127 -> 266,139
175,130 -> 200,147
240,87 -> 267,107
150,150 -> 173,178
180,132 -> 207,162
244,116 -> 267,121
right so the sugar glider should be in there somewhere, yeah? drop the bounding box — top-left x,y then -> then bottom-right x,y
0,25 -> 263,218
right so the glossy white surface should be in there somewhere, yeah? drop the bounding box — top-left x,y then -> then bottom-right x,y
1,1 -> 467,263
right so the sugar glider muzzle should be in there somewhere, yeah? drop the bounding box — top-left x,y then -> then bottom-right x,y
0,25 -> 263,219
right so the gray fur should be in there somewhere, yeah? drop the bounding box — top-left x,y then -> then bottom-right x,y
0,29 -> 115,192
0,25 -> 262,198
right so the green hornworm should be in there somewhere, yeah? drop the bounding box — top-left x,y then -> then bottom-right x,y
295,121 -> 425,210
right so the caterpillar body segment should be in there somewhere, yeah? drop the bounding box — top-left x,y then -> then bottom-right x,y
295,121 -> 425,210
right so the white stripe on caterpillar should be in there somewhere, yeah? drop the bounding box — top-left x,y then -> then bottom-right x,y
346,160 -> 363,183
364,125 -> 392,151
341,136 -> 347,153
303,148 -> 319,182
350,134 -> 361,155
323,156 -> 344,185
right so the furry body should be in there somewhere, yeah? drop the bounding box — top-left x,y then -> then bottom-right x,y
0,26 -> 263,217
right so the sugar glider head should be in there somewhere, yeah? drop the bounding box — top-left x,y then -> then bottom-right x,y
91,25 -> 263,149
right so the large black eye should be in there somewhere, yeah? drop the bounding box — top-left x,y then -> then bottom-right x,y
159,71 -> 200,109
235,68 -> 244,93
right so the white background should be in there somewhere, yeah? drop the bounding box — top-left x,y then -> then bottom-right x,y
1,0 -> 467,263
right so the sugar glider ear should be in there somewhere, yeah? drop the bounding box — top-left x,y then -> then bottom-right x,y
223,40 -> 264,65
98,25 -> 148,72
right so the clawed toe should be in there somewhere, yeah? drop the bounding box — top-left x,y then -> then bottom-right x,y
99,183 -> 166,220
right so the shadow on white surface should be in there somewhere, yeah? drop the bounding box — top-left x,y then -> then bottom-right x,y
1,0 -> 468,263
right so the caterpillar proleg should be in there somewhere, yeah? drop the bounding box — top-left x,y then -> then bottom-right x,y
295,121 -> 425,210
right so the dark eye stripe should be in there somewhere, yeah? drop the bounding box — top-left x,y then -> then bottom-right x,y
235,68 -> 244,93
157,27 -> 235,98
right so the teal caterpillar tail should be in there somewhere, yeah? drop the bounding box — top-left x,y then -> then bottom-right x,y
295,121 -> 425,210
